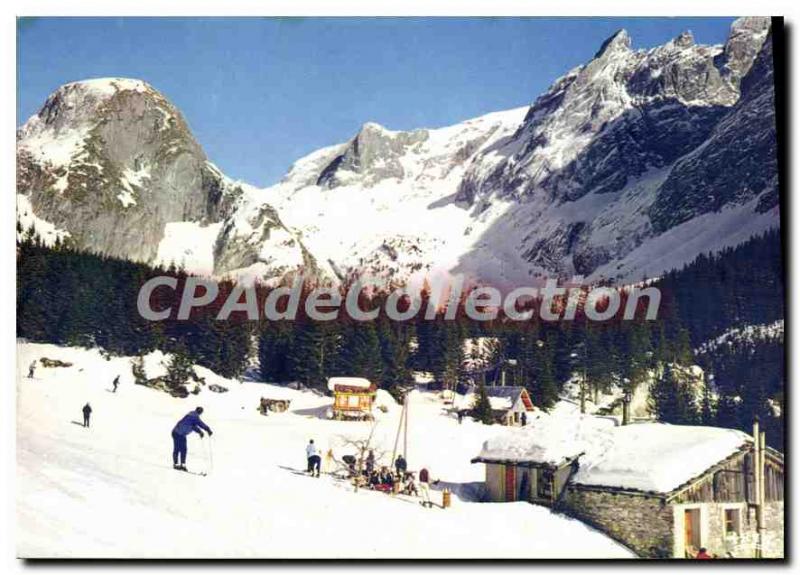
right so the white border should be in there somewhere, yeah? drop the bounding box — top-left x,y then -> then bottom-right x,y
2,2 -> 798,574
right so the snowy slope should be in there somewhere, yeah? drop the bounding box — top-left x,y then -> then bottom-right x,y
16,342 -> 633,558
257,107 -> 530,287
695,319 -> 784,355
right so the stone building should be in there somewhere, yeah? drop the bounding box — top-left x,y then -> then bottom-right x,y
472,419 -> 784,558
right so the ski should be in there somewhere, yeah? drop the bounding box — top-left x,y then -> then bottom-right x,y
169,465 -> 207,477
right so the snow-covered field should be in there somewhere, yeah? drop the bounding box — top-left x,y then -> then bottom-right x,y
16,342 -> 633,559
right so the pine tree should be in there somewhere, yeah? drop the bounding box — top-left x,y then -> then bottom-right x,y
259,321 -> 295,382
471,381 -> 494,424
339,321 -> 383,383
165,345 -> 196,391
531,337 -> 560,410
428,320 -> 464,392
288,320 -> 328,389
650,364 -> 698,425
623,321 -> 652,394
377,318 -> 412,401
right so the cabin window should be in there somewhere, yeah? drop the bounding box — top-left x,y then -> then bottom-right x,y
348,395 -> 360,408
724,507 -> 741,537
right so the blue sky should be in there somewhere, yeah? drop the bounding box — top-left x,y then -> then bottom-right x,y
18,17 -> 736,187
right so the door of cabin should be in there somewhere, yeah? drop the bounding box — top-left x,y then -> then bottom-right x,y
684,509 -> 701,552
504,466 -> 516,502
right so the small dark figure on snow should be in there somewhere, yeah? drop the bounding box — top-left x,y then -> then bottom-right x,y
306,439 -> 321,477
343,454 -> 357,476
457,411 -> 463,425
82,403 -> 92,427
112,375 -> 120,393
394,454 -> 407,477
171,406 -> 212,471
521,412 -> 527,427
365,450 -> 375,475
28,361 -> 36,379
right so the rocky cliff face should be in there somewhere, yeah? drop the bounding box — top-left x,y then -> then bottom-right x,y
17,78 -> 312,279
17,18 -> 780,287
18,79 -> 225,262
650,27 -> 778,232
451,17 -> 776,280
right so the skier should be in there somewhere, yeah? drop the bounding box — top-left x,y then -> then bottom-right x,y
82,403 -> 92,428
394,454 -> 407,478
28,361 -> 36,379
457,411 -> 463,425
521,412 -> 527,427
418,466 -> 432,507
306,439 -> 321,477
112,375 -> 120,393
171,407 -> 212,471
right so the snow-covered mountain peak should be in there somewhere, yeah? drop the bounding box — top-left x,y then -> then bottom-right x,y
593,29 -> 632,59
672,30 -> 695,48
20,78 -> 167,138
62,77 -> 152,97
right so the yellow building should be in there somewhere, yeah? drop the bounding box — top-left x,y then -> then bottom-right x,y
327,377 -> 377,421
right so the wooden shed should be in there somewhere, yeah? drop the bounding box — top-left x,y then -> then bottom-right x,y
327,377 -> 377,421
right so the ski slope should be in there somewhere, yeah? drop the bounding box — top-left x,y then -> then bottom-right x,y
16,342 -> 633,559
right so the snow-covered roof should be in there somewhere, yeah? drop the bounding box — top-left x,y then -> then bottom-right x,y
475,415 -> 753,494
327,377 -> 373,392
455,394 -> 511,412
475,413 -> 615,466
455,386 -> 530,412
573,424 -> 751,493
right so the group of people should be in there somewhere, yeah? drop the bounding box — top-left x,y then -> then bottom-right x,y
330,447 -> 434,505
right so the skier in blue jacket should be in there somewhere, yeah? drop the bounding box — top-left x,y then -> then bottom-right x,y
171,407 -> 212,471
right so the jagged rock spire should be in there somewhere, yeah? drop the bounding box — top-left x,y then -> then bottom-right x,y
594,29 -> 631,59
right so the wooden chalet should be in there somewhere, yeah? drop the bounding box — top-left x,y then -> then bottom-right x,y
457,385 -> 535,426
